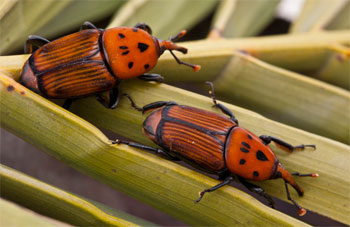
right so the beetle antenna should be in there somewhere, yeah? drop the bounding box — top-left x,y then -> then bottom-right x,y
123,94 -> 143,112
169,30 -> 187,42
169,50 -> 201,72
284,180 -> 307,216
158,30 -> 201,72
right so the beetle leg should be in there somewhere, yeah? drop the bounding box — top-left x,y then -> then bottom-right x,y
259,135 -> 316,152
113,139 -> 180,160
96,87 -> 119,109
25,35 -> 50,54
195,176 -> 234,203
284,180 -> 307,216
205,81 -> 239,124
123,94 -> 177,113
238,177 -> 276,208
62,99 -> 73,110
138,73 -> 164,82
80,21 -> 98,30
134,23 -> 152,35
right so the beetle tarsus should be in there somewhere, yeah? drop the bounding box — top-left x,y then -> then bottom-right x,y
123,94 -> 143,112
195,176 -> 235,203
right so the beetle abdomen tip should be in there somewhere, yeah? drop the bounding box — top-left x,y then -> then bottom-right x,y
20,61 -> 40,94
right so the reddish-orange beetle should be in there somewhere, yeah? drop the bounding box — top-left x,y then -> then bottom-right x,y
20,22 -> 200,109
117,82 -> 318,216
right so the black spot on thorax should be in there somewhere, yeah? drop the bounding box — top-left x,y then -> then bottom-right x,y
138,43 -> 149,52
241,142 -> 251,149
132,28 -> 138,32
256,150 -> 269,161
239,159 -> 246,165
240,147 -> 249,153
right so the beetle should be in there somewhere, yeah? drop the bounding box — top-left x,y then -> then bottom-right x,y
20,21 -> 200,109
116,82 -> 318,216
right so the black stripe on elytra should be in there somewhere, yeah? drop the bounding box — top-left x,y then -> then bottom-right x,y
241,142 -> 251,149
156,113 -> 224,170
128,62 -> 134,69
132,28 -> 138,32
138,43 -> 149,52
256,150 -> 269,161
118,33 -> 125,38
253,171 -> 259,177
161,106 -> 227,147
119,46 -> 128,49
247,134 -> 253,140
122,50 -> 129,55
240,147 -> 249,153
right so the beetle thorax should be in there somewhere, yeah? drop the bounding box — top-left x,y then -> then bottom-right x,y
102,27 -> 159,79
225,127 -> 278,181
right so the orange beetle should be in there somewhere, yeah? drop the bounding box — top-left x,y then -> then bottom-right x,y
20,22 -> 200,109
117,82 -> 318,216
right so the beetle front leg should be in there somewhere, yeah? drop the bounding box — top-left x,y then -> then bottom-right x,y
138,73 -> 164,82
238,177 -> 276,208
114,139 -> 179,161
96,87 -> 119,109
205,81 -> 238,124
195,176 -> 234,203
259,135 -> 316,152
134,23 -> 152,35
25,35 -> 50,54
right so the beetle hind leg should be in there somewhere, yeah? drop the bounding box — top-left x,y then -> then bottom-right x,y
123,94 -> 177,113
114,139 -> 179,161
205,81 -> 238,124
25,35 -> 50,54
